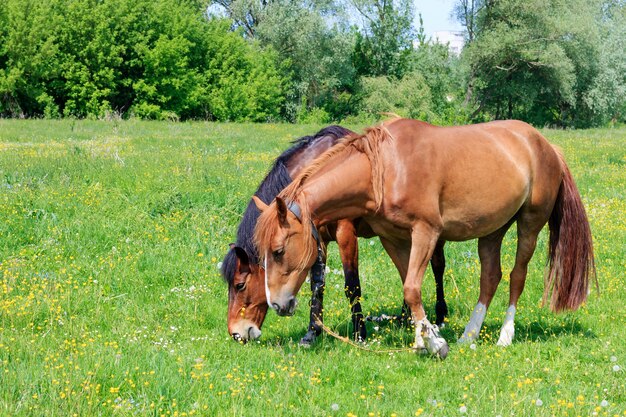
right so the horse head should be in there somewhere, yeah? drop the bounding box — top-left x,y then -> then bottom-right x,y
224,245 -> 268,342
253,196 -> 319,316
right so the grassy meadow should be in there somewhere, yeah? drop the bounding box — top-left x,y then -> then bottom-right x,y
0,119 -> 625,416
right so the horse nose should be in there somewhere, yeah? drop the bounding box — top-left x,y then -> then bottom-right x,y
273,297 -> 297,316
287,297 -> 297,314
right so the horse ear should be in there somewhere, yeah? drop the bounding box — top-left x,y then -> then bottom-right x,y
252,196 -> 268,212
233,246 -> 251,274
275,197 -> 289,226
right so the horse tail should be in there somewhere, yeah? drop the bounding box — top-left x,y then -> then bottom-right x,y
544,148 -> 596,312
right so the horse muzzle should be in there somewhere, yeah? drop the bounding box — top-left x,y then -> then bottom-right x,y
230,320 -> 262,343
271,296 -> 297,316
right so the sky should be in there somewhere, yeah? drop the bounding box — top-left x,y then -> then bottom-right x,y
413,0 -> 463,37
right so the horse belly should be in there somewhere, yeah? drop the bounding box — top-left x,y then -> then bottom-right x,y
439,165 -> 529,241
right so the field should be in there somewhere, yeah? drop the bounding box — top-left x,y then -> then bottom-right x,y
0,119 -> 625,416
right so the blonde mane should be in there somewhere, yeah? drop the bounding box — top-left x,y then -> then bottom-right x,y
254,118 -> 400,268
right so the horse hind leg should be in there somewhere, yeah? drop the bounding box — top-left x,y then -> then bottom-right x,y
459,223 -> 511,343
497,215 -> 544,347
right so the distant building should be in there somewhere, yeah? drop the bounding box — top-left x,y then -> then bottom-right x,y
431,31 -> 465,55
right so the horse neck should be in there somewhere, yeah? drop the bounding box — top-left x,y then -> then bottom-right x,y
285,134 -> 340,178
301,149 -> 375,225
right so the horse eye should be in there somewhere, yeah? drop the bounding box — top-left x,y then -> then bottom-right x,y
235,282 -> 246,291
272,248 -> 284,261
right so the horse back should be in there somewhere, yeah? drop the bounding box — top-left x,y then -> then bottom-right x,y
381,119 -> 562,240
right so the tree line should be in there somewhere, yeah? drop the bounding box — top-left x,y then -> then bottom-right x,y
0,0 -> 624,127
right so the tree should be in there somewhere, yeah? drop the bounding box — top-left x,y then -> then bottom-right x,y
0,0 -> 286,120
211,0 -> 356,120
458,0 -> 605,126
582,2 -> 626,124
351,0 -> 415,79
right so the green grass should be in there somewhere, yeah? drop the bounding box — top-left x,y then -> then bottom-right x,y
0,119 -> 624,416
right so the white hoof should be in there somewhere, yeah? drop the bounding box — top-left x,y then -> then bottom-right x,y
497,322 -> 515,347
420,320 -> 449,359
425,334 -> 449,359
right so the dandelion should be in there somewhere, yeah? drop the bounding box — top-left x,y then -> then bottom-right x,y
460,405 -> 467,413
330,403 -> 339,411
610,356 -> 617,362
613,365 -> 621,372
600,400 -> 608,407
470,343 -> 477,350
535,399 -> 543,407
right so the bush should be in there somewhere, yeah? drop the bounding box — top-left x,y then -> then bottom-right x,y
359,72 -> 433,120
0,0 -> 286,121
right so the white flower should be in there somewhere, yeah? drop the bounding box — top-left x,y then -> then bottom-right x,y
330,403 -> 339,411
600,400 -> 608,407
469,343 -> 477,350
535,399 -> 543,406
459,405 -> 467,413
613,365 -> 620,372
610,356 -> 617,362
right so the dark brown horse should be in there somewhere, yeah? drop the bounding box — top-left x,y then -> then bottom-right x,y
222,126 -> 449,345
254,118 -> 595,359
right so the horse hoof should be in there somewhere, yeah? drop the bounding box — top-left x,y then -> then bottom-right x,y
436,343 -> 450,360
299,331 -> 317,347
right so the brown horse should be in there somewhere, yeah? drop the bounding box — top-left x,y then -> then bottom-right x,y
254,118 -> 595,359
222,126 -> 450,345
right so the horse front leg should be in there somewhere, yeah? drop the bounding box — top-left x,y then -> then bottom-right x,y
336,220 -> 366,342
300,251 -> 326,346
431,240 -> 448,327
404,223 -> 449,359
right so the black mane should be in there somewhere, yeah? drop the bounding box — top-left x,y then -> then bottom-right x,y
221,125 -> 353,284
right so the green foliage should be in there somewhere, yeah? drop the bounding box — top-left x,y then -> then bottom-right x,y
582,3 -> 626,125
1,0 -> 623,125
0,0 -> 59,117
460,0 -> 623,127
359,72 -> 432,120
203,23 -> 285,122
352,0 -> 415,79
410,42 -> 469,125
0,0 -> 285,120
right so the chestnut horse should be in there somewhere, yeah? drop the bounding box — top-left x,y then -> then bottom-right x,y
254,118 -> 595,359
221,126 -> 450,344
